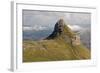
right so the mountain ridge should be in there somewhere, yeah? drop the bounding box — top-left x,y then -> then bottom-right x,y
23,19 -> 90,62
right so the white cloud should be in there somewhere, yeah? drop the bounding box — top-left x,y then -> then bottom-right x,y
23,26 -> 48,31
67,25 -> 83,31
23,24 -> 83,32
65,13 -> 91,25
23,26 -> 33,31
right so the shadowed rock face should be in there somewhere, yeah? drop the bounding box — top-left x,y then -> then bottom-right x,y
46,19 -> 65,39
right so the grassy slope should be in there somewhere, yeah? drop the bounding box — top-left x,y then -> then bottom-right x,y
23,23 -> 90,62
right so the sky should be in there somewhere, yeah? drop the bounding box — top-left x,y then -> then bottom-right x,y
22,10 -> 91,32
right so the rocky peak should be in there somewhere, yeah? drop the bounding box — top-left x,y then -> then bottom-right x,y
46,19 -> 65,39
54,19 -> 64,34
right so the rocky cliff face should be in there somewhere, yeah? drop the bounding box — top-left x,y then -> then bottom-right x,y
46,19 -> 65,39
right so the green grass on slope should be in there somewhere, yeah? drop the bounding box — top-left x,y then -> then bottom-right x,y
23,39 -> 90,62
63,24 -> 75,38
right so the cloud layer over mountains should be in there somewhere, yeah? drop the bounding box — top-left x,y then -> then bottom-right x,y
23,10 -> 91,49
23,10 -> 91,31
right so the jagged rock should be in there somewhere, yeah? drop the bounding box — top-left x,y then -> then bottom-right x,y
71,35 -> 80,46
46,19 -> 65,39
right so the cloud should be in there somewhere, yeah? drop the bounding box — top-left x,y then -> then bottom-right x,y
23,10 -> 67,28
23,26 -> 48,31
65,13 -> 91,26
23,10 -> 91,34
23,26 -> 33,31
67,25 -> 83,31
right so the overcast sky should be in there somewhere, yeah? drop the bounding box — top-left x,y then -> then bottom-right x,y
22,10 -> 91,31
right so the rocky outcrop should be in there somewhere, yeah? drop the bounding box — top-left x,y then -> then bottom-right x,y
46,19 -> 65,39
71,35 -> 80,46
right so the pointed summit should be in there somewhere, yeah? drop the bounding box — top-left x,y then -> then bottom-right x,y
46,18 -> 75,39
54,18 -> 65,34
46,19 -> 65,39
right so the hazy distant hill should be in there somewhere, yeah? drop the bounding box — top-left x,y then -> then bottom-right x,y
23,19 -> 90,62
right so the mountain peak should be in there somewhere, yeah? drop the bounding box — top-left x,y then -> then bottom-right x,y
54,19 -> 65,34
46,19 -> 65,39
46,18 -> 75,39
